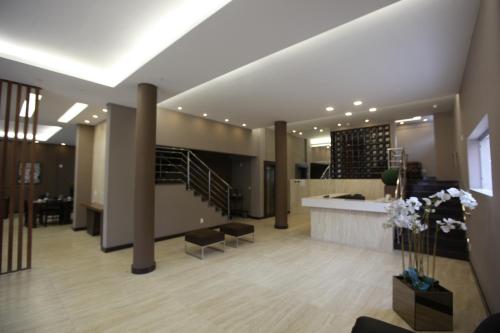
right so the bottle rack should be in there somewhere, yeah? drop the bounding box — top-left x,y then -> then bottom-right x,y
330,124 -> 391,178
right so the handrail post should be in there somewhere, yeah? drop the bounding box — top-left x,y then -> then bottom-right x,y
208,170 -> 211,204
187,151 -> 191,189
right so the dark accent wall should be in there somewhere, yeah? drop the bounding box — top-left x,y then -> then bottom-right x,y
330,124 -> 390,178
1,140 -> 75,208
455,0 -> 499,313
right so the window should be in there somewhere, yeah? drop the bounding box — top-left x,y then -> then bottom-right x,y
479,134 -> 492,193
468,115 -> 493,196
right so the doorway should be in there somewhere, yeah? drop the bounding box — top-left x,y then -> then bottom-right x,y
263,161 -> 275,217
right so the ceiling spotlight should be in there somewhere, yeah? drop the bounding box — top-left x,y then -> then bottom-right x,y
423,118 -> 429,122
353,100 -> 363,106
224,118 -> 229,122
400,122 -> 405,125
369,107 -> 377,112
299,132 -> 303,135
319,129 -> 324,132
337,123 -> 342,127
365,119 -> 370,123
242,123 -> 247,127
84,120 -> 90,124
202,113 -> 208,117
61,143 -> 66,146
326,106 -> 334,112
433,104 -> 438,109
292,130 -> 297,133
345,112 -> 352,116
313,126 -> 318,130
92,114 -> 98,119
326,145 -> 331,149
102,108 -> 108,113
177,106 -> 183,111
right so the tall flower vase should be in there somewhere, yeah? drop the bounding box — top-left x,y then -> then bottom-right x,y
393,276 -> 453,331
385,188 -> 478,332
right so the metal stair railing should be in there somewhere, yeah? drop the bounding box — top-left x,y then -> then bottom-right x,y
320,164 -> 332,179
387,147 -> 407,199
155,146 -> 232,218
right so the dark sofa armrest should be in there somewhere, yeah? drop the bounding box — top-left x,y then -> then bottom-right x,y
351,317 -> 413,333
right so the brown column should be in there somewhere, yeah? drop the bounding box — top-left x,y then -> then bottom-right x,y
274,121 -> 288,229
132,83 -> 157,274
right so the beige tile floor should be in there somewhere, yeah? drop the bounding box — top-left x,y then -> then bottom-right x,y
0,214 -> 487,332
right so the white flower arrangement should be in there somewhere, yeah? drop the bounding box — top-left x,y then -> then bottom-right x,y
385,188 -> 477,290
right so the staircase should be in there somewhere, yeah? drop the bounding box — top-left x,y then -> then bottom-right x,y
395,179 -> 469,261
155,146 -> 232,219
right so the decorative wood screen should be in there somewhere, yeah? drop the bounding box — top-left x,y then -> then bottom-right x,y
330,124 -> 391,179
0,79 -> 41,274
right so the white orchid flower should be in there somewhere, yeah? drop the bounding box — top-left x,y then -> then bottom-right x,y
447,187 -> 461,197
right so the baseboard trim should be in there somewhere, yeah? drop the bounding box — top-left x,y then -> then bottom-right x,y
101,224 -> 227,253
72,226 -> 86,231
470,261 -> 492,315
248,215 -> 266,220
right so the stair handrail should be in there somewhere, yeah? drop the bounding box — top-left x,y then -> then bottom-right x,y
156,146 -> 232,218
320,164 -> 331,179
387,148 -> 407,199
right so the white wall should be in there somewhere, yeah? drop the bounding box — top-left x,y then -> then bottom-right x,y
395,122 -> 436,177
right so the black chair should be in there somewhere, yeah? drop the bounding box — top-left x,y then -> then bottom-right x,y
351,314 -> 500,333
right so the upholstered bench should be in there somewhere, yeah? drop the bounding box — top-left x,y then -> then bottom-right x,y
185,229 -> 225,259
220,222 -> 255,247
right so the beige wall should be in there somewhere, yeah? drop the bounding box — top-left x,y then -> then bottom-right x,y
454,0 -> 500,313
91,121 -> 107,204
103,104 -> 136,249
434,111 -> 459,180
395,122 -> 436,177
311,146 -> 330,163
73,125 -> 94,229
156,108 -> 254,156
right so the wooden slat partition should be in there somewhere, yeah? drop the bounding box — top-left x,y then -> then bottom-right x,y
0,79 -> 41,274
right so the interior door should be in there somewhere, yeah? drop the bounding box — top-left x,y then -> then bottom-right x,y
264,161 -> 275,217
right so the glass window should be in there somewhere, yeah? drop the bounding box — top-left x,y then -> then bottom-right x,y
479,134 -> 492,193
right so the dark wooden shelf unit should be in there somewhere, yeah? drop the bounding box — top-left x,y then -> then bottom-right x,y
330,124 -> 391,179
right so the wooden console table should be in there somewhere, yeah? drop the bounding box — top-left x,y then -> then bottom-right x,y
82,203 -> 103,236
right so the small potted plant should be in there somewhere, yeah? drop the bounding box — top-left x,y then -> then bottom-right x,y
381,168 -> 399,198
385,188 -> 477,331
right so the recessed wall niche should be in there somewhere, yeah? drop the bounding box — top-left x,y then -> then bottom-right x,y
330,124 -> 390,178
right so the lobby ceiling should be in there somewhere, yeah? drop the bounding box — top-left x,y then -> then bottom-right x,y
0,0 -> 479,144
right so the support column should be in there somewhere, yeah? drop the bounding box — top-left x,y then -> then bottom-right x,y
132,83 -> 157,274
274,121 -> 288,229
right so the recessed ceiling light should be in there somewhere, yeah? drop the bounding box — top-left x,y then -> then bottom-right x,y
345,112 -> 352,116
313,126 -> 318,130
299,132 -> 303,135
92,114 -> 98,119
319,129 -> 324,132
337,123 -> 342,127
242,123 -> 247,127
202,113 -> 208,117
326,145 -> 331,149
292,130 -> 297,133
400,122 -> 405,125
177,106 -> 183,111
433,104 -> 438,109
423,118 -> 429,122
353,100 -> 363,106
84,120 -> 90,124
61,143 -> 66,146
365,119 -> 370,123
326,106 -> 334,112
224,118 -> 229,122
369,107 -> 377,112
57,102 -> 88,123
20,93 -> 43,118
102,108 -> 108,113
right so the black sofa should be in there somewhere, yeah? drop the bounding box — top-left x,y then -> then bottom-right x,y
351,314 -> 500,333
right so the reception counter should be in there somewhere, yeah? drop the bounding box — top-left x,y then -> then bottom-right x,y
302,194 -> 393,253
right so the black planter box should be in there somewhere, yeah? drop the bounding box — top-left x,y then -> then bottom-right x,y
393,276 -> 453,331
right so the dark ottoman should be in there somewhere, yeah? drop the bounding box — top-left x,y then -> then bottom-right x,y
185,229 -> 225,259
220,222 -> 255,247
